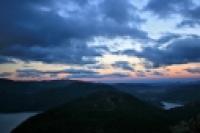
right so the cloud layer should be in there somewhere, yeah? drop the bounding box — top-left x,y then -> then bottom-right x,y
145,0 -> 200,27
121,36 -> 200,67
0,0 -> 147,65
0,0 -> 199,80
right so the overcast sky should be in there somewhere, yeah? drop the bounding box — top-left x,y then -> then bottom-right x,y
0,0 -> 200,82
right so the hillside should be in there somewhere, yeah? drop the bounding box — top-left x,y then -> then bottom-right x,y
12,90 -> 169,133
0,79 -> 114,112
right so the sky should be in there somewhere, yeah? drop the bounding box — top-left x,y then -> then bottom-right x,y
0,0 -> 200,82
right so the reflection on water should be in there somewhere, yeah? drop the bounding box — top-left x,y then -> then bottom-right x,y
0,112 -> 38,133
161,101 -> 184,110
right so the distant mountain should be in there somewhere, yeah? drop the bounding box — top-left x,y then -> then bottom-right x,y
0,79 -> 114,112
112,82 -> 200,106
12,90 -> 169,133
112,83 -> 169,104
161,83 -> 200,103
1,79 -> 200,112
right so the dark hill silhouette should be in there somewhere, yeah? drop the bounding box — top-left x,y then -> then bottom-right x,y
12,90 -> 170,133
0,79 -> 114,112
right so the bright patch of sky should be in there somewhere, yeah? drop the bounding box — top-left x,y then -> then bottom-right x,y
88,36 -> 143,52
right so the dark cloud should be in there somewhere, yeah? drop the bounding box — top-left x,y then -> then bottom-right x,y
0,56 -> 16,64
177,19 -> 200,28
0,41 -> 102,64
64,69 -> 98,75
121,36 -> 200,67
86,64 -> 108,70
179,6 -> 200,27
145,0 -> 192,17
0,0 -> 148,65
136,71 -> 146,77
65,68 -> 129,79
0,72 -> 12,78
16,69 -> 65,79
104,73 -> 129,78
16,68 -> 98,79
16,68 -> 130,79
156,33 -> 181,44
112,61 -> 134,71
68,72 -> 129,79
185,67 -> 200,74
151,71 -> 164,76
145,0 -> 200,27
16,69 -> 44,78
101,0 -> 143,24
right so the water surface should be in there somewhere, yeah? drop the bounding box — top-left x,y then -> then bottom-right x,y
0,112 -> 38,133
161,101 -> 184,110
